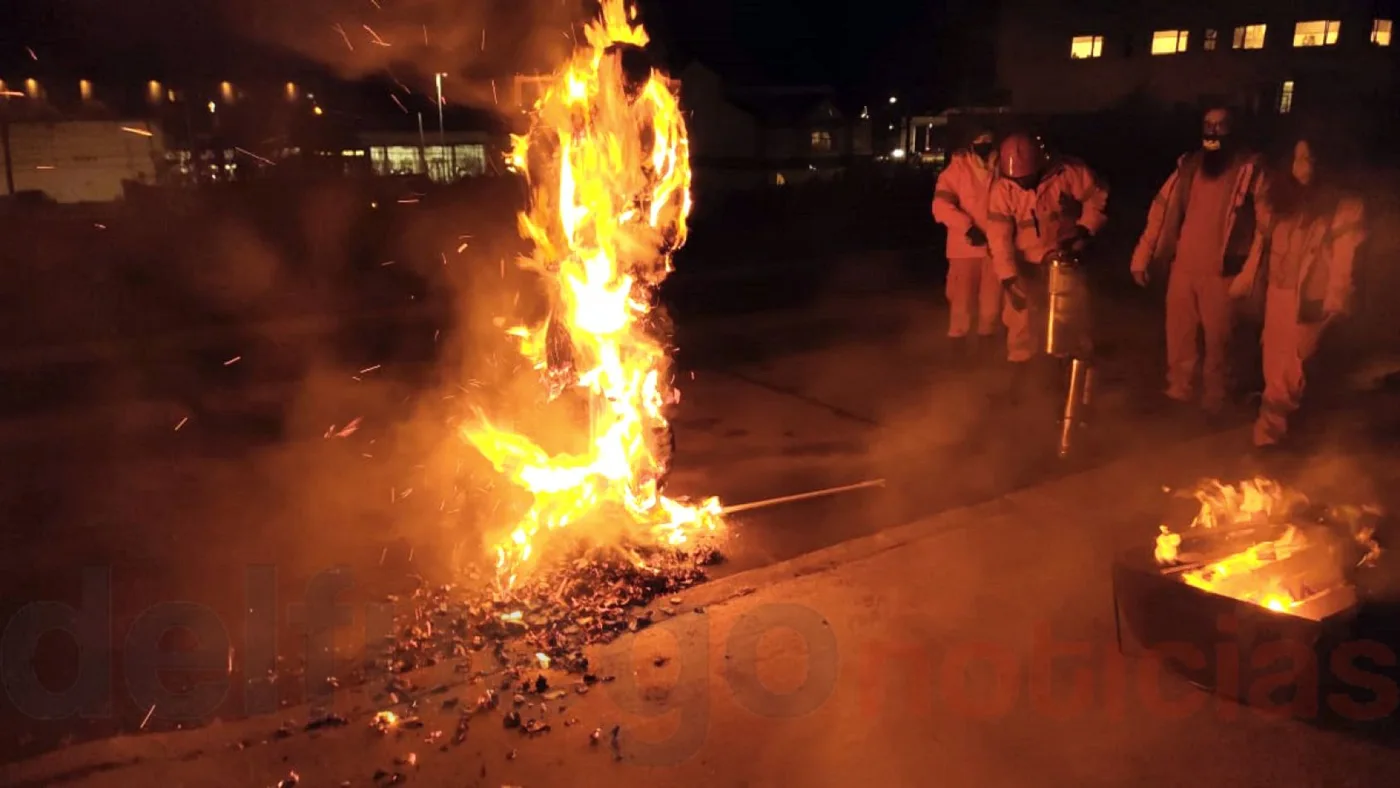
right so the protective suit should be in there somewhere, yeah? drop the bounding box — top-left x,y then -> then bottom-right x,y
933,140 -> 1001,340
1132,123 -> 1263,412
1231,195 -> 1365,446
987,136 -> 1108,362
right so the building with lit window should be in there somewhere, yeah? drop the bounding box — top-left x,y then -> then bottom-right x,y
997,0 -> 1398,115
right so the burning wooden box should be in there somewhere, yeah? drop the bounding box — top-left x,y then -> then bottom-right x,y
1112,479 -> 1383,701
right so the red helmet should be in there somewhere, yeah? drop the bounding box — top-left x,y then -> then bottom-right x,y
998,133 -> 1048,180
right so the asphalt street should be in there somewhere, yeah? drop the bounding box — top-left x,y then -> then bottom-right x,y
4,259 -> 1397,767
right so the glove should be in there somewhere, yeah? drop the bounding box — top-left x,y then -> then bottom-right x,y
1059,225 -> 1091,253
965,226 -> 988,247
1002,277 -> 1027,311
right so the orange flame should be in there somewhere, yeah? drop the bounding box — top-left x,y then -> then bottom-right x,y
462,0 -> 722,585
1154,478 -> 1308,613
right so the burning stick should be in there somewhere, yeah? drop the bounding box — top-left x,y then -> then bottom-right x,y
719,479 -> 886,516
120,126 -> 153,137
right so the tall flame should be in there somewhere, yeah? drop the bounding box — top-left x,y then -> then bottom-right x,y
462,0 -> 722,585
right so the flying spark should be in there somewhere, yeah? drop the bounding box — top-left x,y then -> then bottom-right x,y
235,148 -> 274,165
333,24 -> 354,50
363,24 -> 391,46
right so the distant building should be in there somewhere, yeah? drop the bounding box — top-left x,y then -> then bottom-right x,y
1,72 -> 503,187
675,62 -> 872,190
996,0 -> 1399,115
1,120 -> 163,202
359,129 -> 491,180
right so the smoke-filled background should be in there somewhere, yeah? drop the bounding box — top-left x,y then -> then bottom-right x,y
230,0 -> 582,102
4,0 -> 1400,768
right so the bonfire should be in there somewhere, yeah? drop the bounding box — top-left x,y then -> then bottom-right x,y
461,0 -> 724,590
1153,478 -> 1381,620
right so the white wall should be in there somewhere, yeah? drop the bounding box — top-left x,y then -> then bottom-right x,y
3,120 -> 163,202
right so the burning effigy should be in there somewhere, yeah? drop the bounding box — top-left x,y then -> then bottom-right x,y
460,0 -> 725,593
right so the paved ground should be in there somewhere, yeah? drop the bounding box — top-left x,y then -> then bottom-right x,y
3,247 -> 1396,768
7,416 -> 1400,787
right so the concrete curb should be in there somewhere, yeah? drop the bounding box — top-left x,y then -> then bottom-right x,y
668,424 -> 1252,616
0,423 -> 1251,785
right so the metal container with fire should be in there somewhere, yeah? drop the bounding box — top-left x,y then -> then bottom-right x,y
1113,479 -> 1385,708
1042,249 -> 1093,459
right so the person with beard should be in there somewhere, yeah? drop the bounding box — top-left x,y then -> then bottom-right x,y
1229,133 -> 1366,449
1130,106 -> 1265,415
932,126 -> 1001,362
987,131 -> 1108,374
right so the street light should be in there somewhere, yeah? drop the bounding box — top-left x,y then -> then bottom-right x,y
888,95 -> 897,104
434,72 -> 448,180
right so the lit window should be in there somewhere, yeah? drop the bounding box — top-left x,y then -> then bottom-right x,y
79,79 -> 92,101
24,78 -> 40,99
1293,20 -> 1341,47
147,80 -> 163,104
811,130 -> 833,153
1232,24 -> 1267,50
1204,29 -> 1218,51
220,81 -> 236,103
1151,29 -> 1190,55
285,82 -> 299,101
1372,19 -> 1392,46
1279,81 -> 1295,114
1070,35 -> 1104,59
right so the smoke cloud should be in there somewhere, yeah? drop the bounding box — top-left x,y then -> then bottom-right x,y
230,0 -> 586,106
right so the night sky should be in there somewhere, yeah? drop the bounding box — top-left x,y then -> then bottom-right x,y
0,0 -> 981,108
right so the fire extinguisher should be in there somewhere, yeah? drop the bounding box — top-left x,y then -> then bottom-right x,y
1043,248 -> 1094,459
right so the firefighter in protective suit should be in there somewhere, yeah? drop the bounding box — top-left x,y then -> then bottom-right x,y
986,133 -> 1108,371
932,128 -> 1001,361
1229,135 -> 1365,449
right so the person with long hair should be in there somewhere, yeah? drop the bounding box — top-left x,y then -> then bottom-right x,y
1229,131 -> 1366,449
